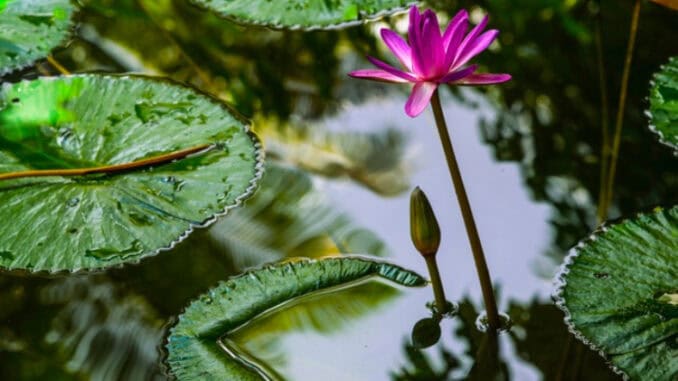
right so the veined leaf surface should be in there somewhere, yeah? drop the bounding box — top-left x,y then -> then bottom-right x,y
648,57 -> 678,150
165,257 -> 426,380
190,0 -> 411,30
0,75 -> 263,273
0,0 -> 75,74
555,206 -> 678,380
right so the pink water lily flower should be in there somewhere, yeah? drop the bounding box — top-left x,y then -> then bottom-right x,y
349,6 -> 511,117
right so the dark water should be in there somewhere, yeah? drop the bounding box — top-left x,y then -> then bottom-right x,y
1,0 -> 676,380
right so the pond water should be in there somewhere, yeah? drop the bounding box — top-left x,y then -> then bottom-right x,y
0,0 -> 676,380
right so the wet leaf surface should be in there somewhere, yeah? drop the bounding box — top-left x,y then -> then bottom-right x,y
0,75 -> 263,272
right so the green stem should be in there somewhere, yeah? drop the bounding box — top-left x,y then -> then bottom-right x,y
424,255 -> 448,314
0,144 -> 211,181
429,89 -> 500,330
601,0 -> 641,219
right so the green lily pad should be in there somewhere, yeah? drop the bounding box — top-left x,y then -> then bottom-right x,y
0,0 -> 75,75
190,0 -> 410,30
164,256 -> 426,380
0,74 -> 263,273
648,56 -> 678,151
555,206 -> 678,380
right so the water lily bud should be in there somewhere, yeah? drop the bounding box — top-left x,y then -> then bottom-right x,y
410,186 -> 441,257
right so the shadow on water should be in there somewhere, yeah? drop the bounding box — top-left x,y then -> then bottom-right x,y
0,0 -> 675,379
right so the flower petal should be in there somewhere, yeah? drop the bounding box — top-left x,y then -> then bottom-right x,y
438,64 -> 477,83
452,29 -> 498,69
408,7 -> 426,77
348,69 -> 409,83
442,9 -> 469,68
405,82 -> 437,117
453,14 -> 488,65
366,56 -> 417,81
381,28 -> 412,70
457,73 -> 512,85
418,10 -> 445,77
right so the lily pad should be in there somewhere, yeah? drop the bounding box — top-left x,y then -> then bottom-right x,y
190,0 -> 410,30
164,256 -> 426,380
555,206 -> 678,380
0,74 -> 263,273
648,56 -> 678,150
0,0 -> 75,75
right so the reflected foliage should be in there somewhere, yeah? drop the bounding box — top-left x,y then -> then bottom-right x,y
0,163 -> 393,379
433,0 -> 678,264
508,300 -> 619,380
393,298 -> 619,380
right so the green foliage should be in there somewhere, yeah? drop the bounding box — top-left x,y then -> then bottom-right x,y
0,0 -> 75,74
0,75 -> 263,272
555,206 -> 678,380
165,257 -> 426,380
649,57 -> 678,150
191,0 -> 410,29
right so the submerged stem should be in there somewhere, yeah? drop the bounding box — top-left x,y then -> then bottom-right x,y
429,89 -> 500,330
47,55 -> 70,75
601,0 -> 641,219
0,144 -> 211,181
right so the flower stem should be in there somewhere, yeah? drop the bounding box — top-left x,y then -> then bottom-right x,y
429,89 -> 500,330
424,255 -> 448,314
600,0 -> 641,220
0,144 -> 212,182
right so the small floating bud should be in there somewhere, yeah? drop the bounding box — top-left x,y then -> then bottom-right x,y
410,186 -> 441,257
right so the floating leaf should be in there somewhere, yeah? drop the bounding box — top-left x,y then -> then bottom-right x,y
648,56 -> 678,150
0,75 -> 263,273
0,0 -> 75,74
164,256 -> 426,380
555,206 -> 678,380
190,0 -> 411,30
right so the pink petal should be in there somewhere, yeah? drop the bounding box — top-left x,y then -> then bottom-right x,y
409,10 -> 445,79
442,10 -> 468,60
405,82 -> 437,117
457,73 -> 512,85
381,29 -> 412,70
452,29 -> 498,69
419,10 -> 445,77
438,64 -> 477,83
348,69 -> 409,83
453,15 -> 488,65
366,56 -> 417,81
408,7 -> 426,77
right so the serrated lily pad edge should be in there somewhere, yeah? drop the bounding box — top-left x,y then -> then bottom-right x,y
160,255 -> 428,379
552,207 -> 676,381
646,56 -> 678,155
0,0 -> 78,76
187,0 -> 415,31
0,73 -> 266,275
